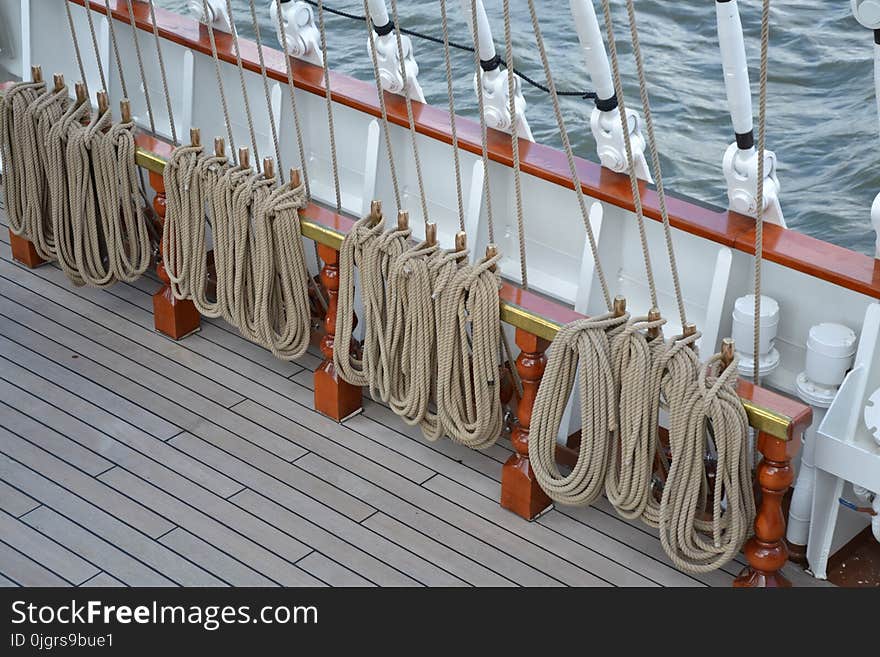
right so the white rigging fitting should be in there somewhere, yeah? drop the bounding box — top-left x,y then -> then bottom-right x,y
188,0 -> 231,32
365,0 -> 425,103
459,0 -> 533,141
270,0 -> 324,67
852,0 -> 880,257
569,0 -> 652,182
715,0 -> 785,227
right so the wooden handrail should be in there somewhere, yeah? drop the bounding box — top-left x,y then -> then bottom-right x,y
70,0 -> 880,301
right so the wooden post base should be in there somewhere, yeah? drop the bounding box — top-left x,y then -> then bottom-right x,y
8,229 -> 46,268
314,243 -> 362,422
500,329 -> 552,521
153,281 -> 200,340
502,452 -> 551,521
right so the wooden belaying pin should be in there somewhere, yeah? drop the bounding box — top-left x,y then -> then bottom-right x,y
263,157 -> 275,180
397,210 -> 409,231
425,222 -> 437,247
720,338 -> 735,371
484,244 -> 498,272
289,167 -> 302,189
97,91 -> 109,115
238,147 -> 250,169
455,231 -> 467,252
214,137 -> 225,158
370,200 -> 383,225
613,295 -> 627,317
190,127 -> 201,147
53,74 -> 65,93
683,322 -> 698,350
647,307 -> 662,340
31,65 -> 43,83
120,99 -> 132,124
74,82 -> 87,106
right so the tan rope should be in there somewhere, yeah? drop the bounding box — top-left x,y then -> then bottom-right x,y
20,83 -> 70,260
502,0 -> 527,288
252,179 -> 312,359
439,0 -> 465,231
47,99 -> 91,285
754,0 -> 770,385
202,0 -> 236,154
124,0 -> 157,134
146,0 -> 177,143
388,0 -> 429,222
659,350 -> 755,572
316,0 -> 341,210
224,0 -> 260,167
248,0 -> 283,179
275,0 -> 310,196
0,81 -> 45,237
103,0 -> 128,99
64,1 -> 89,98
436,253 -> 504,449
82,0 -> 108,93
468,0 -> 496,242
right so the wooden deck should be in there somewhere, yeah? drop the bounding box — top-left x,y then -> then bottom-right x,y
0,210 -> 827,588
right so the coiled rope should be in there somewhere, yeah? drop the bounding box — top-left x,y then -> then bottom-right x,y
1,80 -> 45,239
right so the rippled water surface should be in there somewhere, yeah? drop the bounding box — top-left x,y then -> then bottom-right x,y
159,0 -> 880,256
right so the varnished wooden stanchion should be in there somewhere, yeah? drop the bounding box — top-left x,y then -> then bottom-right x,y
8,231 -> 46,268
734,429 -> 803,587
501,328 -> 552,520
314,243 -> 362,421
150,171 -> 201,339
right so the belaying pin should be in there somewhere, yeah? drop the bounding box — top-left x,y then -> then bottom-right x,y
96,91 -> 109,116
425,222 -> 437,247
455,231 -> 467,253
53,74 -> 65,93
613,295 -> 627,318
647,307 -> 662,340
721,338 -> 735,371
289,168 -> 302,189
31,65 -> 43,83
263,157 -> 275,180
397,210 -> 409,231
74,82 -> 87,106
190,127 -> 201,147
214,137 -> 225,158
238,147 -> 250,169
370,200 -> 383,225
484,244 -> 498,272
120,99 -> 132,124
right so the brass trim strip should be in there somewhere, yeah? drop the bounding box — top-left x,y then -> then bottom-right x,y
129,143 -> 791,441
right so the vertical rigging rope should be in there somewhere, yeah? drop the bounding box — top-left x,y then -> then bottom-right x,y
363,0 -> 401,208
316,0 -> 342,211
754,0 -> 770,385
468,0 -> 496,243
502,0 -> 527,289
146,0 -> 178,144
274,0 -> 311,197
248,0 -> 283,180
202,0 -> 236,155
82,0 -> 108,92
389,0 -> 429,222
124,0 -> 157,134
224,0 -> 260,166
64,1 -> 89,97
439,0 -> 465,231
102,0 -> 128,98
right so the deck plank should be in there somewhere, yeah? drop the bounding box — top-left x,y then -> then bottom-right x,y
0,365 -> 244,499
0,509 -> 100,585
0,479 -> 40,517
231,488 -> 455,587
1,454 -> 228,586
0,432 -> 175,539
20,506 -> 182,587
159,528 -> 277,587
0,284 -> 306,461
80,572 -> 126,587
0,329 -> 179,441
97,467 -> 324,587
0,541 -> 69,586
296,552 -> 375,588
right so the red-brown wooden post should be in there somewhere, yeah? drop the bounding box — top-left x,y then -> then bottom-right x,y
150,170 -> 201,339
501,328 -> 552,520
734,429 -> 804,587
314,243 -> 362,421
8,231 -> 46,268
